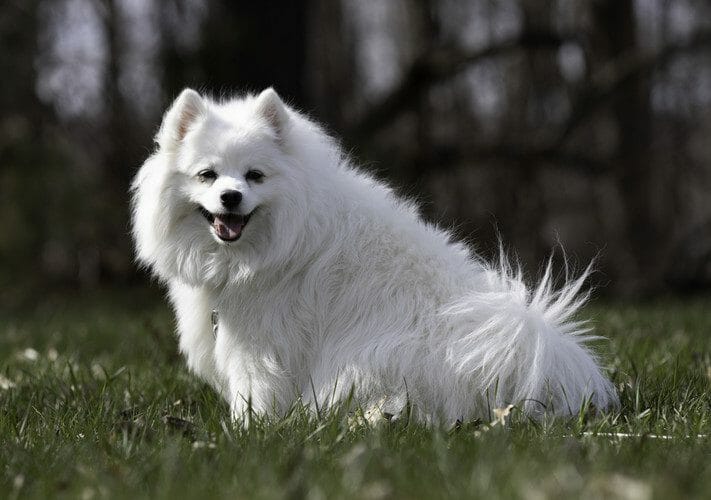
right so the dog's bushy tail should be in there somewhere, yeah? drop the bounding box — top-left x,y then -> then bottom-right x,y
442,254 -> 619,417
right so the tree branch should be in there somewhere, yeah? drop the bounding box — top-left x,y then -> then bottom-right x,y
351,30 -> 711,176
349,31 -> 579,139
555,31 -> 711,147
434,143 -> 610,176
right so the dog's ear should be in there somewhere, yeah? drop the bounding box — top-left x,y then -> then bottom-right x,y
156,88 -> 207,150
255,87 -> 290,137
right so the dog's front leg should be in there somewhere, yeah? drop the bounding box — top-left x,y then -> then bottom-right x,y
167,281 -> 226,395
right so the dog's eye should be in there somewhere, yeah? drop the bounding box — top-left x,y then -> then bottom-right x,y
245,169 -> 265,182
197,169 -> 218,182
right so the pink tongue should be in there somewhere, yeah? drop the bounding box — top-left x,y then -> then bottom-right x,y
213,215 -> 243,241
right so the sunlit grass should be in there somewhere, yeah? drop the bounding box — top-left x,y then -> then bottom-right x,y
1,291 -> 710,499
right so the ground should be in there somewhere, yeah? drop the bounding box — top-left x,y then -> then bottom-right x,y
1,288 -> 710,499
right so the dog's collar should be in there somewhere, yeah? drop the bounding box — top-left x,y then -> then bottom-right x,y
211,309 -> 219,339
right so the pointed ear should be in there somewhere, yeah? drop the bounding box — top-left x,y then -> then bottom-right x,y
254,87 -> 290,137
156,88 -> 207,150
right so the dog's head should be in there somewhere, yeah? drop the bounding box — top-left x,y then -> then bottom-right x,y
131,88 -> 311,287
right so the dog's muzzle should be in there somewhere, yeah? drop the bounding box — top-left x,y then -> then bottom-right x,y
199,206 -> 252,242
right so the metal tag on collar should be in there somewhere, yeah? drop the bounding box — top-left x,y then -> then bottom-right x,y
211,309 -> 219,339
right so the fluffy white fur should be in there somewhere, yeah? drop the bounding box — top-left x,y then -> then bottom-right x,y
131,87 -> 619,424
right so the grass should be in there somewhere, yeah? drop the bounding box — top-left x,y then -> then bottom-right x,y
1,289 -> 710,499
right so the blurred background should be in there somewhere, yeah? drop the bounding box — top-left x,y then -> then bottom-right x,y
2,0 -> 711,307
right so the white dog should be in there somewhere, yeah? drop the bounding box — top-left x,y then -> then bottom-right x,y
131,87 -> 618,424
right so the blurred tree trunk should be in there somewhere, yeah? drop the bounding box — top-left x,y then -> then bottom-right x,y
0,1 -> 45,294
306,0 -> 355,130
197,0 -> 308,103
0,1 -> 44,131
0,1 -> 73,296
159,0 -> 309,104
96,0 -> 136,285
504,0 -> 556,266
410,0 -> 439,182
592,0 -> 667,294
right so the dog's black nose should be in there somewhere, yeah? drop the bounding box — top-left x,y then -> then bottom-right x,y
220,190 -> 242,209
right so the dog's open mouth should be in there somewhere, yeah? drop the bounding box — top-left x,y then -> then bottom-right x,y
199,206 -> 252,242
